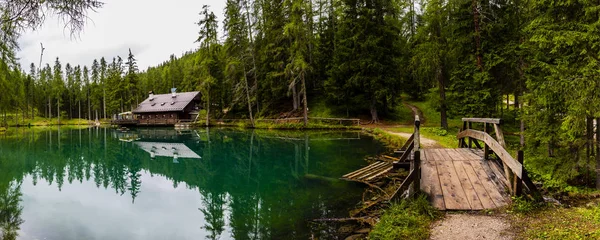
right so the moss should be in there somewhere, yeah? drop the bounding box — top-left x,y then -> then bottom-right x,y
370,195 -> 440,240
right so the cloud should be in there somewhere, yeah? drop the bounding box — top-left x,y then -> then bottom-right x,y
16,0 -> 226,71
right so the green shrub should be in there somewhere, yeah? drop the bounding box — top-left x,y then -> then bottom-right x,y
370,195 -> 440,240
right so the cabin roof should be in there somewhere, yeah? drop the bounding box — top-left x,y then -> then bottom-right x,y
133,91 -> 200,113
135,142 -> 201,159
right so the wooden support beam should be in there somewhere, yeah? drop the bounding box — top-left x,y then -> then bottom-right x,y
462,118 -> 502,124
413,151 -> 421,194
484,123 -> 490,160
468,122 -> 473,148
515,151 -> 524,196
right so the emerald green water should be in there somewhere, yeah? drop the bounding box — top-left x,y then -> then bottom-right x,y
0,128 -> 386,240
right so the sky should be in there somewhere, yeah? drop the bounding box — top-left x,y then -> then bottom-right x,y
16,0 -> 226,71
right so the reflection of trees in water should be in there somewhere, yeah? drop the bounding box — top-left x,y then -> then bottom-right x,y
199,191 -> 226,240
0,182 -> 23,240
0,128 -> 376,239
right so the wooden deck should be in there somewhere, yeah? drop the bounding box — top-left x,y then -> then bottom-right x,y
420,148 -> 510,210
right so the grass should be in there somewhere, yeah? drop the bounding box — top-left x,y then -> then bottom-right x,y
370,194 -> 441,240
2,116 -> 109,127
364,128 -> 408,149
511,200 -> 600,239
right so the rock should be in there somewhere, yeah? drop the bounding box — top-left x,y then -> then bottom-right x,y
345,234 -> 365,240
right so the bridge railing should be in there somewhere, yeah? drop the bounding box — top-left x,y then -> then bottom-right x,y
457,118 -> 541,200
390,116 -> 421,201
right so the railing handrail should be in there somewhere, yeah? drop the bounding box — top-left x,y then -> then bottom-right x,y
462,118 -> 502,124
390,115 -> 421,201
457,129 -> 523,178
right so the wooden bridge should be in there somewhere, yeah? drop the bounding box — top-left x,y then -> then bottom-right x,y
343,117 -> 540,211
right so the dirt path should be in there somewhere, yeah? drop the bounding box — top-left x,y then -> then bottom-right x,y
430,214 -> 514,240
382,129 -> 443,149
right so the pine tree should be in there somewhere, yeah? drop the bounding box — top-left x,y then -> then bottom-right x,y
196,5 -> 220,126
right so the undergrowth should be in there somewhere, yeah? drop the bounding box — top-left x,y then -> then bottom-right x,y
369,194 -> 440,240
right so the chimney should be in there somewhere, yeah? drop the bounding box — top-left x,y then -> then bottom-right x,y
149,91 -> 154,100
171,88 -> 177,98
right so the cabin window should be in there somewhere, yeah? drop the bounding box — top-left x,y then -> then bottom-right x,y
141,115 -> 145,119
171,102 -> 175,105
156,114 -> 159,118
171,114 -> 174,118
163,114 -> 166,118
161,102 -> 166,106
151,103 -> 156,106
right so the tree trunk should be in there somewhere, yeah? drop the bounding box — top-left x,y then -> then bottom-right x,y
243,65 -> 255,127
292,83 -> 298,110
88,91 -> 91,120
206,86 -> 210,127
48,97 -> 52,119
472,0 -> 483,71
243,0 -> 260,117
438,67 -> 448,129
103,88 -> 106,120
58,98 -> 61,124
514,93 -> 519,111
78,100 -> 81,124
595,118 -> 600,189
301,71 -> 308,127
370,96 -> 378,123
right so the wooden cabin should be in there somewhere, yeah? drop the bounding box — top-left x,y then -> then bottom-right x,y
132,90 -> 201,126
111,90 -> 201,126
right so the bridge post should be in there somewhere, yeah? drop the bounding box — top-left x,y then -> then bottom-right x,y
483,123 -> 490,160
413,150 -> 421,196
514,150 -> 524,196
468,122 -> 473,148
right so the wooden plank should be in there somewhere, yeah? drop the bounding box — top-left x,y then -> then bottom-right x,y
427,149 -> 441,161
462,148 -> 482,160
459,161 -> 497,209
447,149 -> 463,160
448,149 -> 467,160
462,118 -> 502,124
365,166 -> 394,181
457,130 -> 523,178
467,160 -> 508,207
455,148 -> 477,160
421,160 -> 446,210
453,161 -> 484,210
436,160 -> 471,210
358,163 -> 394,180
438,149 -> 454,162
390,168 -> 418,201
343,161 -> 387,178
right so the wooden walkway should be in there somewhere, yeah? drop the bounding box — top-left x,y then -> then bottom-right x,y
342,117 -> 540,212
421,148 -> 510,210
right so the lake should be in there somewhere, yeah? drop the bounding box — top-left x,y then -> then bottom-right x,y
0,127 -> 386,240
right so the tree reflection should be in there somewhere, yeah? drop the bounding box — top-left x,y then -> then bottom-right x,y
0,182 -> 23,240
0,128 -> 378,239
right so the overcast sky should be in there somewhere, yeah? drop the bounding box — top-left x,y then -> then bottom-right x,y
16,0 -> 226,71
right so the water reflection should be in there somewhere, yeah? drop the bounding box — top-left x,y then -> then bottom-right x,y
0,127 -> 383,240
0,182 -> 23,240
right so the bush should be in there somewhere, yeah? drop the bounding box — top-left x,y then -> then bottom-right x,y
370,194 -> 440,240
